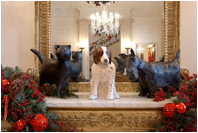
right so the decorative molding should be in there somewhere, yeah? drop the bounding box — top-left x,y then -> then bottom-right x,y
138,27 -> 155,35
164,1 -> 180,63
35,1 -> 51,73
54,28 -> 72,34
47,107 -> 164,132
69,82 -> 138,92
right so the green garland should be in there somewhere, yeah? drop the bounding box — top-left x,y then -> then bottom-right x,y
1,66 -> 82,132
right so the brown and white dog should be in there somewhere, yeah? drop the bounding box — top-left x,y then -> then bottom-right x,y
89,46 -> 120,100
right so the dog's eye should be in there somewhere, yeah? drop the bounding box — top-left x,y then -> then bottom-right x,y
106,51 -> 110,56
98,52 -> 102,56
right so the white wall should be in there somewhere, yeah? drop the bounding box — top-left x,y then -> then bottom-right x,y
180,1 -> 197,75
51,4 -> 79,55
131,8 -> 164,60
1,1 -> 35,71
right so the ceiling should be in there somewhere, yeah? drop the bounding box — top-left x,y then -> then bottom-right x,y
51,1 -> 164,9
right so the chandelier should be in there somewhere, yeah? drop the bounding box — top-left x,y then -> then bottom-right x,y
90,2 -> 120,37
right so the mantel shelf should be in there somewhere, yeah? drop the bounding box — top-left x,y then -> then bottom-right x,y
46,92 -> 175,108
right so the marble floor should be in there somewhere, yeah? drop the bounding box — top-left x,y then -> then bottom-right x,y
46,92 -> 175,108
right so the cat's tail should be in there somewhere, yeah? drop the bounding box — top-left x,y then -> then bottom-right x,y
175,48 -> 180,62
30,49 -> 45,64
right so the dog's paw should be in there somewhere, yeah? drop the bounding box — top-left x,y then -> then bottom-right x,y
106,95 -> 114,100
114,94 -> 120,99
89,95 -> 97,100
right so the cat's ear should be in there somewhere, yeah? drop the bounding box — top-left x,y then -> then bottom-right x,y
55,45 -> 60,50
67,45 -> 71,49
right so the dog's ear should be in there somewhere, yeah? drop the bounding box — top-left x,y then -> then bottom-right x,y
93,49 -> 98,64
109,49 -> 111,64
55,45 -> 60,50
119,53 -> 127,59
130,49 -> 135,57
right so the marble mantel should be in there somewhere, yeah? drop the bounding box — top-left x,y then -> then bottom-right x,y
46,92 -> 175,108
46,92 -> 175,132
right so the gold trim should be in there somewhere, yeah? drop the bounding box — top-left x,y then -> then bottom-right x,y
34,1 -> 51,73
164,1 -> 180,63
47,107 -> 164,132
69,82 -> 139,92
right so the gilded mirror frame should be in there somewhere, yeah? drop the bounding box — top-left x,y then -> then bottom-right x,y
32,2 -> 181,131
34,1 -> 180,73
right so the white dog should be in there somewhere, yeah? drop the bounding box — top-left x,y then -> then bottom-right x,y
89,46 -> 120,100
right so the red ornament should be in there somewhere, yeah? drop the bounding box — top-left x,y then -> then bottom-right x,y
163,103 -> 176,118
1,79 -> 10,88
175,102 -> 187,114
30,114 -> 48,131
15,119 -> 27,131
3,95 -> 9,120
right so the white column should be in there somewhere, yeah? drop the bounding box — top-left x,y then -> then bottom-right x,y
79,19 -> 90,80
120,19 -> 132,54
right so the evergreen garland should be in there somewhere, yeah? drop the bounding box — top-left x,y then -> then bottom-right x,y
1,66 -> 82,132
152,73 -> 197,132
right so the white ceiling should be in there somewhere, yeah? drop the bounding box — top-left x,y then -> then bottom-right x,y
51,1 -> 164,9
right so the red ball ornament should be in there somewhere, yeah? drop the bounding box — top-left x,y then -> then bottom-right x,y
1,79 -> 10,88
30,114 -> 48,131
15,119 -> 27,131
163,103 -> 176,118
175,102 -> 186,114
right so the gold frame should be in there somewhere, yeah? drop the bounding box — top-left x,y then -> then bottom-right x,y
35,1 -> 51,73
32,1 -> 180,132
164,1 -> 180,63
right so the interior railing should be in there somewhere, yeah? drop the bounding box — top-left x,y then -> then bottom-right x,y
89,34 -> 120,55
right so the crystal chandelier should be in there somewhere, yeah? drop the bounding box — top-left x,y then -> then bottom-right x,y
90,3 -> 120,37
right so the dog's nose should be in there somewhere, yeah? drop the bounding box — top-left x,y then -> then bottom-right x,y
104,59 -> 108,62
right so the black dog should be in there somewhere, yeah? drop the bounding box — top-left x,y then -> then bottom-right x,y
70,51 -> 82,82
114,57 -> 126,74
30,45 -> 72,97
122,48 -> 180,98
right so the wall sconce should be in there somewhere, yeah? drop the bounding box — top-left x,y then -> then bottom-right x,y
125,47 -> 130,55
77,43 -> 86,52
124,42 -> 133,55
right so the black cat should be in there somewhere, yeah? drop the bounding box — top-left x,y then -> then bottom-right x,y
30,45 -> 72,97
70,51 -> 82,82
114,57 -> 126,74
51,51 -> 82,82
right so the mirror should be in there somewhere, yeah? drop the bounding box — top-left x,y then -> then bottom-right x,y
34,1 -> 180,82
136,43 -> 157,62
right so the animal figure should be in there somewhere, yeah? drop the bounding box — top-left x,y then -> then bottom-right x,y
114,57 -> 126,74
70,51 -> 82,82
30,45 -> 72,97
122,48 -> 180,98
89,46 -> 120,100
